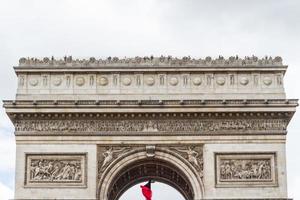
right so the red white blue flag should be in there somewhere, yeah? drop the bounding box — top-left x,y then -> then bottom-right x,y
140,180 -> 152,200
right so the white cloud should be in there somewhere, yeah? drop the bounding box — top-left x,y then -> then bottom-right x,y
0,182 -> 14,200
289,177 -> 300,199
0,129 -> 15,172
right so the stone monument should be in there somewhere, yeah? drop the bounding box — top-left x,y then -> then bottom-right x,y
4,55 -> 297,199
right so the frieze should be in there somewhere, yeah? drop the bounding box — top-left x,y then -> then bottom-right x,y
215,153 -> 277,187
17,73 -> 283,91
14,118 -> 288,135
25,154 -> 86,187
18,55 -> 283,67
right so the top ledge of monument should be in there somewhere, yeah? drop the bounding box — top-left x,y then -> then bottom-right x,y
16,55 -> 285,68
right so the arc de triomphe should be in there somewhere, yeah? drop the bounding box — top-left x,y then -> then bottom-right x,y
4,56 -> 297,200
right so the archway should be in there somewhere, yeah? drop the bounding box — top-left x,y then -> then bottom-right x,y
97,147 -> 204,200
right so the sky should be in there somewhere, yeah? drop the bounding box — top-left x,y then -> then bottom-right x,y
0,0 -> 299,199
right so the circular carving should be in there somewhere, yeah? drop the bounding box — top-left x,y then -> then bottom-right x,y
216,77 -> 226,85
75,77 -> 85,86
19,57 -> 26,64
239,77 -> 249,85
43,57 -> 50,63
169,77 -> 178,86
274,56 -> 282,63
263,77 -> 272,85
193,77 -> 202,86
145,76 -> 155,86
29,78 -> 39,86
98,77 -> 109,86
122,77 -> 132,86
53,77 -> 62,86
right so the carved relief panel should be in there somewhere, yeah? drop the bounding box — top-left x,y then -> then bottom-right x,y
215,153 -> 277,187
25,153 -> 87,187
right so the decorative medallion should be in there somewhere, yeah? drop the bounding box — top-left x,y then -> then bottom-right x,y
145,76 -> 155,86
29,78 -> 39,86
216,77 -> 226,86
75,77 -> 85,86
169,77 -> 179,86
122,77 -> 132,86
53,77 -> 62,86
98,76 -> 109,86
192,77 -> 202,86
239,77 -> 249,85
263,77 -> 272,86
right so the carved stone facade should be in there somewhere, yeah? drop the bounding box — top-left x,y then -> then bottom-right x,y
4,56 -> 297,200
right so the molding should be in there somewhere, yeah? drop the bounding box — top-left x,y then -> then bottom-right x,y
3,99 -> 299,107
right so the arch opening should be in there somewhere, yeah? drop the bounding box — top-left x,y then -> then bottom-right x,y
119,181 -> 186,200
108,159 -> 193,200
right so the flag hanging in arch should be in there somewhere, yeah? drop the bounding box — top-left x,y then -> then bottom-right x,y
140,180 -> 152,200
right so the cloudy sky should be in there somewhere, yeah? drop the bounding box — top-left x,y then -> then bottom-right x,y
0,0 -> 299,199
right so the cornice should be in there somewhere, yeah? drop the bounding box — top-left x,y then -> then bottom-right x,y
3,99 -> 298,108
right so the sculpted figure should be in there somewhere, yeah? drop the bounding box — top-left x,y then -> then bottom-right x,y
176,147 -> 200,168
56,163 -> 71,180
101,147 -> 126,170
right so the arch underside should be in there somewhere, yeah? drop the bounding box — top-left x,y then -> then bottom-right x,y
108,159 -> 194,200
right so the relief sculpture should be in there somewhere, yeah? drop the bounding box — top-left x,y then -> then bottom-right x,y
25,154 -> 86,187
100,147 -> 130,171
215,153 -> 277,187
98,146 -> 131,174
219,159 -> 271,180
171,146 -> 203,177
15,118 -> 288,135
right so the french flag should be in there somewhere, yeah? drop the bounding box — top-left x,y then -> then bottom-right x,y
140,180 -> 152,200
